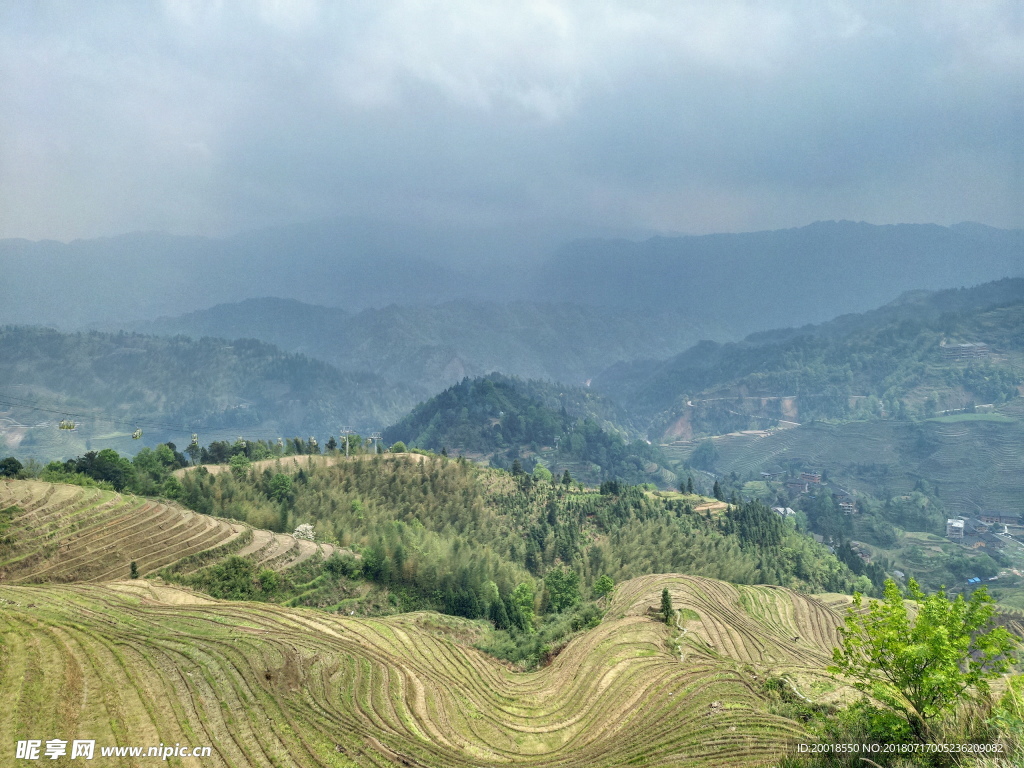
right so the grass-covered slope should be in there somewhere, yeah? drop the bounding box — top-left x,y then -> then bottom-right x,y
0,574 -> 850,767
0,479 -> 340,584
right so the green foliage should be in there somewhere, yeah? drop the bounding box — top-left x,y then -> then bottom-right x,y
382,373 -> 671,485
229,453 -> 251,477
0,457 -> 23,477
829,578 -> 1019,742
0,505 -> 17,547
593,574 -> 615,600
660,588 -> 673,625
990,675 -> 1024,757
189,555 -> 260,600
129,561 -> 138,579
533,463 -> 553,483
477,600 -> 604,669
544,567 -> 581,613
268,473 -> 293,503
721,499 -> 784,548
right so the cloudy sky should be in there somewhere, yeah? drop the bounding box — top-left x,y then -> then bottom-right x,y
1,0 -> 1021,242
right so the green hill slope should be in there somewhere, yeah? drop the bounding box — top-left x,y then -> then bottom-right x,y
136,298 -> 725,397
0,326 -> 416,459
595,278 -> 1024,438
382,374 -> 673,486
0,573 -> 846,767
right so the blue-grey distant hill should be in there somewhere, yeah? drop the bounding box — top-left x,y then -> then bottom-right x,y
2,219 -> 1020,337
536,221 -> 1023,333
133,299 -> 724,396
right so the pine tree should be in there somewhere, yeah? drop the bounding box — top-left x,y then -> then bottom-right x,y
661,588 -> 674,625
712,480 -> 723,500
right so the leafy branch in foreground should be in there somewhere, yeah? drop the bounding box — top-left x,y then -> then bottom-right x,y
829,578 -> 1018,743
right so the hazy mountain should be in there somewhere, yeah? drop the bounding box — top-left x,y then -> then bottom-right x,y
0,326 -> 417,460
134,298 -> 729,395
3,219 -> 1020,338
537,221 -> 1023,333
593,278 -> 1024,439
0,219 -> 481,328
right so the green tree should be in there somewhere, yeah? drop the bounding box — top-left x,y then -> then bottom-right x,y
511,583 -> 536,632
533,463 -> 553,483
544,567 -> 580,612
229,453 -> 251,478
712,480 -> 723,501
660,588 -> 674,625
0,457 -> 22,477
593,574 -> 615,602
829,578 -> 1019,742
390,441 -> 407,453
129,560 -> 139,579
268,473 -> 293,503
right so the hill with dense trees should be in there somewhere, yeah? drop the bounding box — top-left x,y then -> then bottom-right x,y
382,374 -> 673,486
0,326 -> 415,459
595,278 -> 1024,439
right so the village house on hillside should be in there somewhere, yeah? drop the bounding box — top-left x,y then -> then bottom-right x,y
947,515 -> 1010,551
940,341 -> 990,361
981,511 -> 1020,526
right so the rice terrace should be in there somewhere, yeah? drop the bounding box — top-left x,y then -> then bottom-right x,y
2,474 -> 862,767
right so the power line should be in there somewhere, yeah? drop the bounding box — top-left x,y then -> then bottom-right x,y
0,389 -> 204,434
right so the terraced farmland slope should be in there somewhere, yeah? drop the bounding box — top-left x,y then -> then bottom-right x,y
665,417 -> 1024,517
0,479 -> 341,584
0,574 -> 851,767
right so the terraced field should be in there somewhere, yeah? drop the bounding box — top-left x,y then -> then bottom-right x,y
0,479 -> 870,766
664,417 -> 1024,517
0,572 -> 856,767
0,479 -> 341,584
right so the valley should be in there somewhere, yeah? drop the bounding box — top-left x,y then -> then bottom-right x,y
3,231 -> 1023,767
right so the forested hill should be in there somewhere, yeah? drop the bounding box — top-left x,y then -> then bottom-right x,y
0,326 -> 415,459
594,278 -> 1024,438
132,298 -> 726,396
382,374 -> 674,486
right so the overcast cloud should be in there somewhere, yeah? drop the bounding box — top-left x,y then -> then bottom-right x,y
0,0 -> 1021,242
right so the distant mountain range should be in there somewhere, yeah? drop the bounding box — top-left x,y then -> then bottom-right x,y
535,220 -> 1023,332
132,298 -> 725,395
2,219 -> 1020,336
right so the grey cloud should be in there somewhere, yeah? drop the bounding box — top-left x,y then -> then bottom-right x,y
0,0 -> 1020,241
